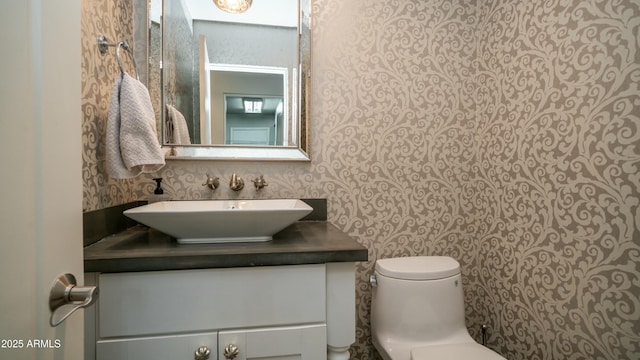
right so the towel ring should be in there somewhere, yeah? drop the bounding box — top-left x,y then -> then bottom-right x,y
97,35 -> 139,81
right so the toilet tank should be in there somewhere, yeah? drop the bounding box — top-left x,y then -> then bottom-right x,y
371,256 -> 472,345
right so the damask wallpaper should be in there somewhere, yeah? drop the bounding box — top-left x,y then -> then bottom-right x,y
81,0 -> 640,359
474,1 -> 639,359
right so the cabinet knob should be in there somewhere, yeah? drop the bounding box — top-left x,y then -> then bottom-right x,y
224,344 -> 240,360
194,346 -> 211,360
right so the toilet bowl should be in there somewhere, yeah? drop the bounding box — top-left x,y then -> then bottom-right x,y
370,256 -> 505,360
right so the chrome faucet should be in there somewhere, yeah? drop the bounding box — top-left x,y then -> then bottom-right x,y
202,173 -> 220,190
251,175 -> 268,191
229,173 -> 244,191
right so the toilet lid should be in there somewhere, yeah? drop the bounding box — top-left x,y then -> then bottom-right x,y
375,256 -> 460,280
411,343 -> 505,360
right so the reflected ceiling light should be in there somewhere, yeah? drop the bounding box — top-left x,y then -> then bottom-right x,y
213,0 -> 252,14
243,98 -> 263,113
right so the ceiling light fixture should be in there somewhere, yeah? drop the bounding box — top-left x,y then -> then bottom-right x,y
213,0 -> 253,14
243,98 -> 263,113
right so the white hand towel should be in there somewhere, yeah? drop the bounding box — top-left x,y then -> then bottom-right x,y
165,104 -> 192,145
106,73 -> 165,179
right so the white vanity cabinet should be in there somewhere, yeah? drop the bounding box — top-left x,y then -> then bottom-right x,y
218,324 -> 326,360
95,325 -> 325,360
85,263 -> 355,360
96,332 -> 218,359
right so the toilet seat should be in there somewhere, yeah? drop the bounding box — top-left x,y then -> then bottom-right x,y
411,342 -> 505,360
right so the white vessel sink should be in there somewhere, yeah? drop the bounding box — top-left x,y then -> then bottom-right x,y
123,199 -> 313,244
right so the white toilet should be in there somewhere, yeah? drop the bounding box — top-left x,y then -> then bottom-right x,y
370,256 -> 506,360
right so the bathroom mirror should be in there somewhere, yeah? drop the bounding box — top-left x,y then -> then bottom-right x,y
152,0 -> 310,160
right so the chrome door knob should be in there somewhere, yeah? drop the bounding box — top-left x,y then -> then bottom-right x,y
224,344 -> 240,360
49,273 -> 98,327
194,346 -> 211,360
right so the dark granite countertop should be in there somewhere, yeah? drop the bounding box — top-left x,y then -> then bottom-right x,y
84,221 -> 368,273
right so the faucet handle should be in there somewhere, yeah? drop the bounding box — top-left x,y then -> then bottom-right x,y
202,173 -> 220,190
251,175 -> 268,191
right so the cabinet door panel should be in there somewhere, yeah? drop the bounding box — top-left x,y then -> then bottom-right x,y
96,332 -> 217,360
219,324 -> 326,360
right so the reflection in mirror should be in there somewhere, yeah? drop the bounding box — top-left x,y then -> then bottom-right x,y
206,65 -> 287,146
225,95 -> 285,145
155,0 -> 310,160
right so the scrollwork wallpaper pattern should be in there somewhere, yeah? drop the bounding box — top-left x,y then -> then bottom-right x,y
81,0 -> 639,359
81,0 -> 138,211
474,1 -> 640,359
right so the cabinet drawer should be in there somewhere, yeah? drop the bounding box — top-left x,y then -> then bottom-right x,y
97,332 -> 216,360
98,264 -> 326,337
